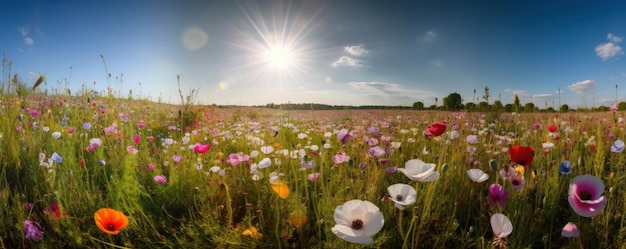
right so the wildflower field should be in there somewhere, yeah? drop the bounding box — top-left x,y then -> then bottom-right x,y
2,84 -> 626,248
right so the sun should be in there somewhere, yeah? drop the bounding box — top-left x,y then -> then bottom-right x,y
264,45 -> 293,70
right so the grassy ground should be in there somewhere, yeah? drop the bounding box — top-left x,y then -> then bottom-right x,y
1,92 -> 624,248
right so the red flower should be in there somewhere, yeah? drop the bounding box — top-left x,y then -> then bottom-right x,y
424,121 -> 447,137
549,125 -> 557,133
509,145 -> 534,168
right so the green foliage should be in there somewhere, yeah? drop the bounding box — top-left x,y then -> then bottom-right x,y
443,92 -> 463,111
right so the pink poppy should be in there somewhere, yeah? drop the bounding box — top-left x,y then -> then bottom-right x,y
568,175 -> 605,217
561,222 -> 579,238
487,184 -> 508,205
154,175 -> 167,184
333,152 -> 349,164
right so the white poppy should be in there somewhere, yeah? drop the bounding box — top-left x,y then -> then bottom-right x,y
467,169 -> 489,183
398,159 -> 440,182
490,213 -> 513,238
331,200 -> 384,244
387,183 -> 417,210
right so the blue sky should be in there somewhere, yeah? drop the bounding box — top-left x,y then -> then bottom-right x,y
2,0 -> 626,108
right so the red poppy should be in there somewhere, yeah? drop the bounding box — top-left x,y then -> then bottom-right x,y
509,145 -> 534,168
424,121 -> 447,137
94,208 -> 129,235
549,125 -> 557,133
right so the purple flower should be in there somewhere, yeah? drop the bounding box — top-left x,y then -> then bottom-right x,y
487,184 -> 509,205
173,155 -> 183,163
23,220 -> 43,241
568,175 -> 606,217
154,175 -> 167,184
367,146 -> 386,157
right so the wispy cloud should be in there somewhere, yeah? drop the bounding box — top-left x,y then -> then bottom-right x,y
531,93 -> 553,102
567,80 -> 598,93
344,45 -> 367,56
432,59 -> 443,66
332,56 -> 360,67
596,33 -> 623,61
348,81 -> 436,104
17,26 -> 34,46
420,30 -> 437,41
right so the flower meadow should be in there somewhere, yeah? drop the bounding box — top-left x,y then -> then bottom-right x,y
2,85 -> 626,248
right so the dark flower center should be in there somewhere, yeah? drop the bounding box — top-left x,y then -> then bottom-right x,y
351,219 -> 364,230
107,224 -> 116,231
511,179 -> 520,185
396,194 -> 403,201
579,190 -> 593,201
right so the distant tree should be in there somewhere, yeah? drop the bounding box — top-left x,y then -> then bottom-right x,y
412,101 -> 424,110
478,101 -> 490,111
465,102 -> 477,111
514,94 -> 521,112
443,92 -> 463,111
504,103 -> 513,112
429,105 -> 437,110
546,107 -> 555,112
618,102 -> 626,111
492,100 -> 503,112
597,106 -> 610,112
524,103 -> 535,113
560,104 -> 569,112
482,86 -> 490,104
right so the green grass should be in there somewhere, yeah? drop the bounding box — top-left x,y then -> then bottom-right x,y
0,84 -> 624,248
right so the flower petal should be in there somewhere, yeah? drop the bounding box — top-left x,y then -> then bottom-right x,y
490,213 -> 512,238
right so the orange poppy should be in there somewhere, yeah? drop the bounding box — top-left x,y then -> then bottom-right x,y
509,145 -> 534,168
270,180 -> 290,199
94,208 -> 129,235
288,210 -> 308,228
242,226 -> 263,239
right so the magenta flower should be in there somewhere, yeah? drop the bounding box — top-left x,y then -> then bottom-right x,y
487,184 -> 509,205
193,143 -> 211,154
568,175 -> 606,217
154,175 -> 167,184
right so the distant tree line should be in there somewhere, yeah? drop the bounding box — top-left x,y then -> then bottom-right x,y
246,93 -> 626,112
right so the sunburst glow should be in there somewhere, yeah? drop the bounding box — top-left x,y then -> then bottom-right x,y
264,45 -> 293,70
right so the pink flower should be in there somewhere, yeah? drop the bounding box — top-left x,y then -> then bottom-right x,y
173,155 -> 183,163
509,175 -> 525,191
133,136 -> 141,144
194,143 -> 211,154
561,222 -> 579,238
487,184 -> 508,205
308,172 -> 321,181
568,175 -> 606,217
332,152 -> 349,164
154,175 -> 167,184
424,121 -> 447,137
367,146 -> 386,158
611,103 -> 618,112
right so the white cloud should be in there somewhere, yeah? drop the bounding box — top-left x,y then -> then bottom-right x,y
422,30 -> 437,41
608,33 -> 623,43
596,42 -> 623,60
596,33 -> 623,61
432,59 -> 443,66
332,56 -> 360,67
17,27 -> 29,36
567,80 -> 598,93
344,45 -> 367,56
531,94 -> 553,102
24,37 -> 33,46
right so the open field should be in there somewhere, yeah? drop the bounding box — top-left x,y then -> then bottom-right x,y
1,93 -> 625,248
